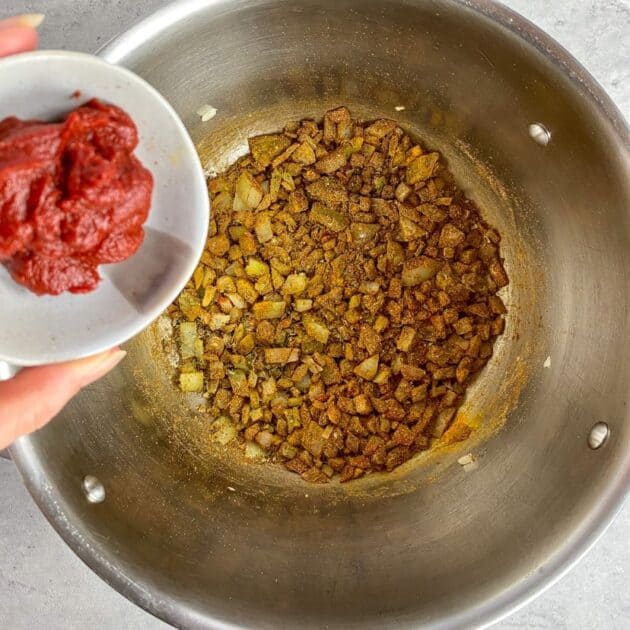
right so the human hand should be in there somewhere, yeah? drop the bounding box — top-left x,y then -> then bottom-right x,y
0,15 -> 127,450
0,14 -> 43,56
0,350 -> 127,449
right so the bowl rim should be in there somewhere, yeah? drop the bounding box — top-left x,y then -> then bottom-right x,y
11,1 -> 630,629
0,49 -> 209,366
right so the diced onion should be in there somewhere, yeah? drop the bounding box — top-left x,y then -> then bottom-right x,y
196,104 -> 217,122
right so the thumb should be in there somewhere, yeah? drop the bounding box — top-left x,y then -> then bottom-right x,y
0,14 -> 44,57
0,348 -> 126,449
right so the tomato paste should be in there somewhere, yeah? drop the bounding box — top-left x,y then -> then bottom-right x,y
0,99 -> 153,295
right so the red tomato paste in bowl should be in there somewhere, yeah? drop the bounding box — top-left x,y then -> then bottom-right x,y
0,98 -> 153,295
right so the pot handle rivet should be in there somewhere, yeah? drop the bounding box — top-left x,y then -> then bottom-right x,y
528,122 -> 551,146
82,475 -> 106,503
588,422 -> 609,450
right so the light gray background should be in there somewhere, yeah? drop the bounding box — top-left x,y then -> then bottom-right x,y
1,1 -> 628,628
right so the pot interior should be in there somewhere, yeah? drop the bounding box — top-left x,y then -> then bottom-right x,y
14,1 -> 630,628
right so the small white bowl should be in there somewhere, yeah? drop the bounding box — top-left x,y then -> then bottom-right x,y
0,51 -> 209,366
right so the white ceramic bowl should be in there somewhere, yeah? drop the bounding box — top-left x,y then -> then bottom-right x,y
0,50 -> 209,366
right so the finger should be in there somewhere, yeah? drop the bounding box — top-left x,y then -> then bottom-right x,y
0,14 -> 44,57
0,14 -> 45,29
0,348 -> 126,449
0,26 -> 38,56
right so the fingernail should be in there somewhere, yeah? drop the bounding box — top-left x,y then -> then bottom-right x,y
16,14 -> 46,29
75,348 -> 127,386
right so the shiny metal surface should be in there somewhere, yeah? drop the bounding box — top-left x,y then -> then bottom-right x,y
10,1 -> 630,628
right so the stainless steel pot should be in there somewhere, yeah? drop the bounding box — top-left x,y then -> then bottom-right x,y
10,1 -> 630,628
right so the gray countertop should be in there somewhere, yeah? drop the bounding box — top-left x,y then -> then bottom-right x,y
1,1 -> 628,628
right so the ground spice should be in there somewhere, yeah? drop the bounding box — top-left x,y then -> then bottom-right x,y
167,107 -> 508,483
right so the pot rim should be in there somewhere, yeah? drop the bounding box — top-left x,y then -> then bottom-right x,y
12,1 -> 630,628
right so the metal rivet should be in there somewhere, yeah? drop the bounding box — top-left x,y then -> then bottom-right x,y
588,422 -> 609,450
528,122 -> 551,146
82,475 -> 106,503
